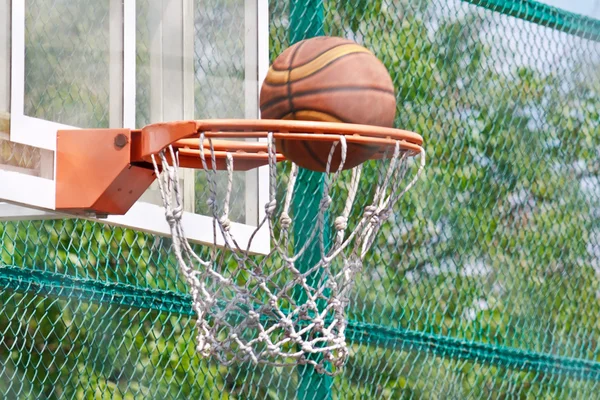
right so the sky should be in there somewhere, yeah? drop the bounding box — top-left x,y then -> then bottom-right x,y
538,0 -> 600,18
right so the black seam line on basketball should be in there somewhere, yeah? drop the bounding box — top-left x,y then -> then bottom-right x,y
302,141 -> 327,170
286,40 -> 305,119
260,86 -> 396,114
286,108 -> 349,123
270,40 -> 356,72
267,108 -> 349,124
265,52 -> 378,87
287,135 -> 381,152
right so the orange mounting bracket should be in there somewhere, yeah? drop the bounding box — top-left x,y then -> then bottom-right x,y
55,121 -> 284,216
55,128 -> 157,217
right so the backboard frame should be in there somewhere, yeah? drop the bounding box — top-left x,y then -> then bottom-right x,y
1,0 -> 271,255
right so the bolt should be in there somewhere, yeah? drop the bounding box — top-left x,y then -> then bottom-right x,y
114,133 -> 128,149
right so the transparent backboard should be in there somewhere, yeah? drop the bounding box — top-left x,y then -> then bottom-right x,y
0,0 -> 270,253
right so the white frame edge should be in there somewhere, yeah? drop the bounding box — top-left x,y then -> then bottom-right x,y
0,202 -> 61,221
256,0 -> 270,227
0,169 -> 55,209
104,202 -> 271,255
123,0 -> 136,129
11,1 -> 76,151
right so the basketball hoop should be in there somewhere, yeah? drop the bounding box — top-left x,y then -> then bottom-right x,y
143,119 -> 425,374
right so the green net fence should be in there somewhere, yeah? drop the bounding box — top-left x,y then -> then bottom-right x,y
2,0 -> 600,398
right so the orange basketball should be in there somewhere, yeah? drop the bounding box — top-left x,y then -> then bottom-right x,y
260,36 -> 396,172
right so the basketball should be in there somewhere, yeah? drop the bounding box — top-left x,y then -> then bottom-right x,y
259,36 -> 396,172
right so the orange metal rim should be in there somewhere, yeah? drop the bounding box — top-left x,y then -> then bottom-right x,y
174,134 -> 422,157
138,119 -> 424,170
191,119 -> 424,146
151,149 -> 286,171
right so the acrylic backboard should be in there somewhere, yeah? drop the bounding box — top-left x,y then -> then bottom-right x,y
0,0 -> 270,254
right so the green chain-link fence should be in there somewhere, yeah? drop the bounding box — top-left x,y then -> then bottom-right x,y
2,0 -> 600,398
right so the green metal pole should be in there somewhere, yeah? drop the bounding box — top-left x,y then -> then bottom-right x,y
289,1 -> 332,400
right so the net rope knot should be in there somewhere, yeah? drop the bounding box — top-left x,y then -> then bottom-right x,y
166,206 -> 183,224
320,195 -> 332,210
150,133 -> 425,376
265,199 -> 277,216
280,212 -> 292,229
334,216 -> 347,231
219,216 -> 232,232
364,205 -> 377,219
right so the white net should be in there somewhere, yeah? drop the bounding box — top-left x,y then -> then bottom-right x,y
151,132 -> 425,374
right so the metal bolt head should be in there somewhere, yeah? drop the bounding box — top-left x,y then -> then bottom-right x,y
114,133 -> 128,149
